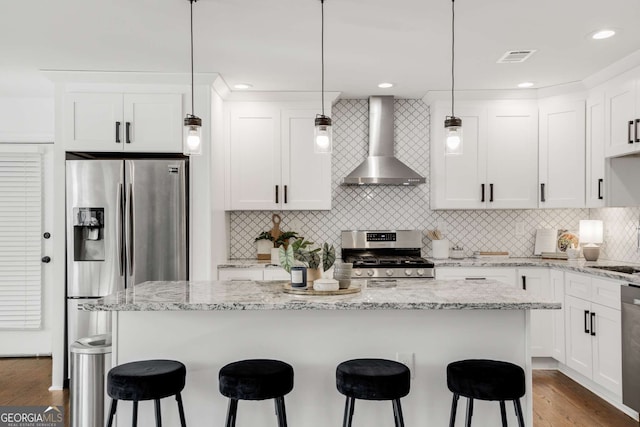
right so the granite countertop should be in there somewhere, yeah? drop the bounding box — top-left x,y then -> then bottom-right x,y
81,279 -> 560,312
220,257 -> 640,285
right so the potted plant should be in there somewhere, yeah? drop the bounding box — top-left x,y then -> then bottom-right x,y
279,240 -> 336,284
254,230 -> 299,261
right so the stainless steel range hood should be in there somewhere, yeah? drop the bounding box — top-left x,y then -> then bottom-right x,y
343,96 -> 425,185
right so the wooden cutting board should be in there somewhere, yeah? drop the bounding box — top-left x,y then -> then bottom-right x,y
270,213 -> 282,242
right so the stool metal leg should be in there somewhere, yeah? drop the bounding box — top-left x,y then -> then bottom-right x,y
106,399 -> 118,427
342,396 -> 355,427
392,399 -> 405,427
175,393 -> 187,427
275,396 -> 288,427
449,393 -> 459,427
499,401 -> 508,427
154,399 -> 162,427
465,398 -> 474,427
132,401 -> 138,427
513,399 -> 525,427
225,399 -> 238,427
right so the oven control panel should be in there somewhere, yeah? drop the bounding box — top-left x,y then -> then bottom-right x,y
366,232 -> 396,242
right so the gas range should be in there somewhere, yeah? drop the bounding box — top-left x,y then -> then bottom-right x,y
341,230 -> 435,279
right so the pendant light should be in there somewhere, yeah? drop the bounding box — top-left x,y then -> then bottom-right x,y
183,0 -> 202,156
444,0 -> 462,155
314,0 -> 332,154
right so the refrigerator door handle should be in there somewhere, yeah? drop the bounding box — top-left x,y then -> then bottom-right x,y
117,183 -> 124,277
127,183 -> 134,276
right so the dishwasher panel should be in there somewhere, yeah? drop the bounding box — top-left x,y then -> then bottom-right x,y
621,285 -> 640,412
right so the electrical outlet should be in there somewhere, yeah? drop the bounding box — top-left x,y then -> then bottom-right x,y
396,352 -> 415,379
515,222 -> 525,236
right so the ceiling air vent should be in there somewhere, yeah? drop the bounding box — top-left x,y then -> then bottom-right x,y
497,50 -> 537,63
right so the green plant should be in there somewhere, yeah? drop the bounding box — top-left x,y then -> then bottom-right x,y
254,231 -> 273,243
278,239 -> 334,273
275,231 -> 299,248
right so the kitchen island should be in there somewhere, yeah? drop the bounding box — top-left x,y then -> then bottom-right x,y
85,279 -> 559,427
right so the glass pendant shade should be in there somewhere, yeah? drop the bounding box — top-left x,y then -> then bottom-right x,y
314,115 -> 333,153
183,115 -> 202,156
444,116 -> 463,155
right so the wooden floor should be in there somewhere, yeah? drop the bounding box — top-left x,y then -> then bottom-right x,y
0,358 -> 637,427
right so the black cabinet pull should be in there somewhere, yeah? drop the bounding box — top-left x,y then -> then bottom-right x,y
116,122 -> 121,143
635,119 -> 639,143
590,312 -> 596,336
284,185 -> 288,204
465,277 -> 486,280
481,184 -> 485,202
584,310 -> 590,334
275,185 -> 279,204
43,232 -> 51,239
629,121 -> 634,144
598,178 -> 604,200
522,275 -> 527,290
489,183 -> 494,202
125,122 -> 131,143
540,183 -> 546,202
41,256 -> 51,263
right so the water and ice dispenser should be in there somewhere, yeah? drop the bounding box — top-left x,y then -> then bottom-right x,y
73,207 -> 105,261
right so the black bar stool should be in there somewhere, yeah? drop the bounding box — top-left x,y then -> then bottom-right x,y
336,358 -> 410,427
446,359 -> 525,427
218,359 -> 294,427
106,359 -> 187,427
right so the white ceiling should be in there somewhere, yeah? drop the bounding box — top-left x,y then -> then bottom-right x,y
2,0 -> 640,98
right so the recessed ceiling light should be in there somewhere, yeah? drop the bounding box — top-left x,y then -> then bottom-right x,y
378,82 -> 394,89
518,82 -> 535,88
592,30 -> 616,40
234,83 -> 253,89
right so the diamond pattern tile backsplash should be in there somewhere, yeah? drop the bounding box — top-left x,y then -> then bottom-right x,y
229,99 -> 637,262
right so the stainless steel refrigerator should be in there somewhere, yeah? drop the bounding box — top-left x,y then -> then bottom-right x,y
65,158 -> 187,373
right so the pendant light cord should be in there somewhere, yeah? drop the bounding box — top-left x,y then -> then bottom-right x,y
190,0 -> 195,116
451,0 -> 455,118
321,0 -> 325,116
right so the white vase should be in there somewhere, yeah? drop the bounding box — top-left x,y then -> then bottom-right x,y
270,248 -> 280,264
256,240 -> 272,260
432,239 -> 450,259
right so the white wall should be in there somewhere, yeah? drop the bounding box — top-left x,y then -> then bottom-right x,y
0,97 -> 54,143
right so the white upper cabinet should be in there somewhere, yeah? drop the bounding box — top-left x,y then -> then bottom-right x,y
586,90 -> 606,207
64,92 -> 183,152
604,69 -> 640,158
225,102 -> 332,211
538,97 -> 586,208
431,100 -> 537,210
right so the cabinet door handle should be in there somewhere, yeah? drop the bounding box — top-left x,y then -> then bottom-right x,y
629,121 -> 634,144
465,277 -> 486,280
522,275 -> 527,290
584,310 -> 590,334
540,183 -> 546,202
284,185 -> 288,204
116,122 -> 121,143
489,183 -> 494,202
275,185 -> 279,204
635,119 -> 639,143
481,184 -> 485,202
590,312 -> 596,336
598,178 -> 604,200
125,122 -> 131,144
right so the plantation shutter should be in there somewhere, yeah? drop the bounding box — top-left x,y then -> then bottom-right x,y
0,148 -> 42,329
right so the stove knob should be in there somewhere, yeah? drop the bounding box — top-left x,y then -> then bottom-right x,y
354,270 -> 362,277
405,269 -> 413,276
416,269 -> 425,276
367,269 -> 375,277
386,269 -> 394,277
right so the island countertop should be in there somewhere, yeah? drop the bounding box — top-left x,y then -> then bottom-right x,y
81,279 -> 560,311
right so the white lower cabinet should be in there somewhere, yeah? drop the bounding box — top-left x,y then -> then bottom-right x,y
518,268 -> 553,357
218,267 -> 290,281
564,272 -> 622,396
218,269 -> 264,281
549,269 -> 565,363
435,267 -> 516,287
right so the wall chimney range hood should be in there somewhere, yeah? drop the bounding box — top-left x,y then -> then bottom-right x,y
343,96 -> 425,185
